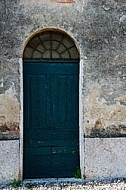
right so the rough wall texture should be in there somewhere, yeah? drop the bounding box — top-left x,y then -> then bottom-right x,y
85,138 -> 126,179
0,0 -> 126,181
0,140 -> 19,183
0,0 -> 126,138
0,87 -> 19,139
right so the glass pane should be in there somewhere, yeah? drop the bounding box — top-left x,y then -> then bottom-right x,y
58,44 -> 66,53
39,34 -> 50,42
52,34 -> 62,42
62,37 -> 74,48
36,44 -> 45,53
52,50 -> 60,58
52,41 -> 59,50
29,37 -> 40,48
24,47 -> 33,58
61,51 -> 70,59
43,50 -> 51,58
33,51 -> 43,58
69,47 -> 79,59
43,41 -> 51,50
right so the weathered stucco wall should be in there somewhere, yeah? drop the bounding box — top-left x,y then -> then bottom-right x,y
0,87 -> 19,139
0,0 -> 126,182
0,0 -> 126,138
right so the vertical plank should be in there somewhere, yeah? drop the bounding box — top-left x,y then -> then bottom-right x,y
23,60 -> 79,178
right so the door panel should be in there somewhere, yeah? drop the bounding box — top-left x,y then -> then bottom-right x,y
23,60 -> 79,178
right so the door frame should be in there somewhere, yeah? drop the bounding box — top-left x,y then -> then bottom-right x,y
19,57 -> 84,180
19,32 -> 84,179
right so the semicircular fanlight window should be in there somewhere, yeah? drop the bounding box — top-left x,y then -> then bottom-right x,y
24,31 -> 79,59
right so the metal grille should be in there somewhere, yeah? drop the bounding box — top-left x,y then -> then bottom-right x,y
24,31 -> 79,59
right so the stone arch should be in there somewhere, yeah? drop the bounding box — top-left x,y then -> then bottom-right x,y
23,28 -> 80,60
20,28 -> 84,179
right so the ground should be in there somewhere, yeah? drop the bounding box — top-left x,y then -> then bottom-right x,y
1,178 -> 126,190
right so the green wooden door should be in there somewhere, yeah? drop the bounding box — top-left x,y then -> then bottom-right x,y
23,60 -> 79,178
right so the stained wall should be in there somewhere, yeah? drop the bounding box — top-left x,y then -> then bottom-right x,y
0,0 -> 126,182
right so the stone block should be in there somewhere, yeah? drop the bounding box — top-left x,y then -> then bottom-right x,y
0,140 -> 20,184
84,138 -> 126,180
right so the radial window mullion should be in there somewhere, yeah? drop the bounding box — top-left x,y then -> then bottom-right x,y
38,35 -> 47,51
50,33 -> 52,59
24,31 -> 79,59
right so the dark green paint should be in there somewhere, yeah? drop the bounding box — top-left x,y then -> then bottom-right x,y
23,60 -> 79,178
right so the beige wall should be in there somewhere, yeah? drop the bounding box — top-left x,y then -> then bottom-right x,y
0,0 -> 126,182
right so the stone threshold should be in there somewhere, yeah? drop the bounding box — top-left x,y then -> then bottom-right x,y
23,178 -> 84,184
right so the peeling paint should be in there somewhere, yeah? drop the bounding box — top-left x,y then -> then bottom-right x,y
89,124 -> 126,138
0,122 -> 19,140
0,0 -> 126,182
84,89 -> 126,137
0,88 -> 19,139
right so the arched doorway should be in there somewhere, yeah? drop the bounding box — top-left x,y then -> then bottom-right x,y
23,29 -> 80,178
